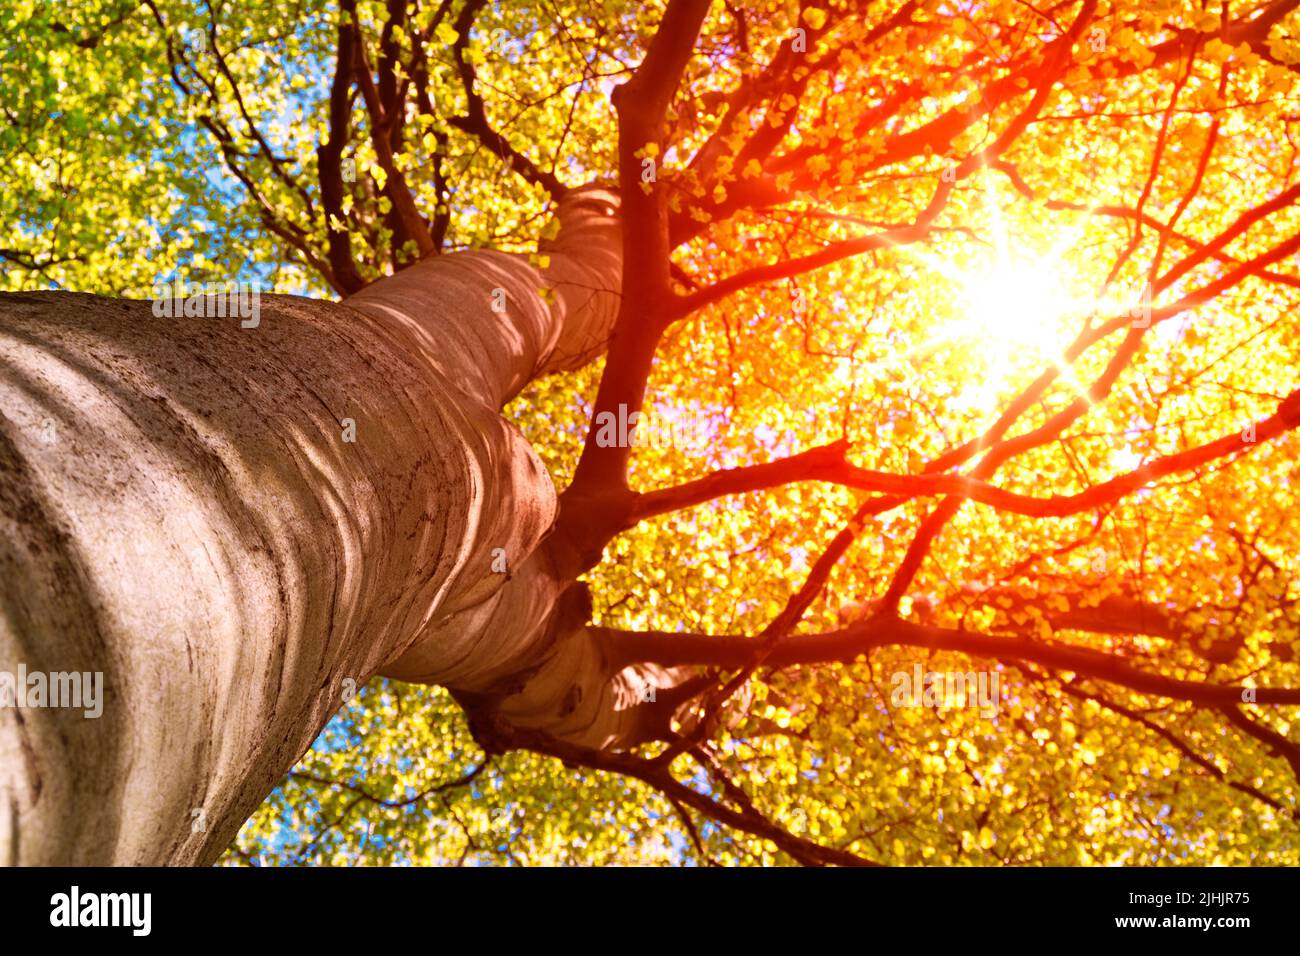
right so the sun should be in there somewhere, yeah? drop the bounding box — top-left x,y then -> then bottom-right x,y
929,250 -> 1084,414
859,204 -> 1096,415
958,255 -> 1074,356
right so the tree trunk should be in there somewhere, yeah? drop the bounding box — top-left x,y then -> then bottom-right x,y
0,187 -> 648,865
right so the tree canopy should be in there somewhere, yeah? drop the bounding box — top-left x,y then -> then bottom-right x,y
6,0 -> 1300,865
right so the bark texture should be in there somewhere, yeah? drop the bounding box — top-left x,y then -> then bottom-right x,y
0,187 -> 650,865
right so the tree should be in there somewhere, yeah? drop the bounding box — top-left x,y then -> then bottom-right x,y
2,0 -> 1300,866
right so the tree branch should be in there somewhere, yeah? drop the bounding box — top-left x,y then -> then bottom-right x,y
350,8 -> 437,259
629,388 -> 1300,525
448,0 -> 568,199
671,181 -> 951,317
317,3 -> 366,294
601,617 -> 1300,707
554,0 -> 715,567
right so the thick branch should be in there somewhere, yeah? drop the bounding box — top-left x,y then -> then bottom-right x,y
556,0 -> 714,564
